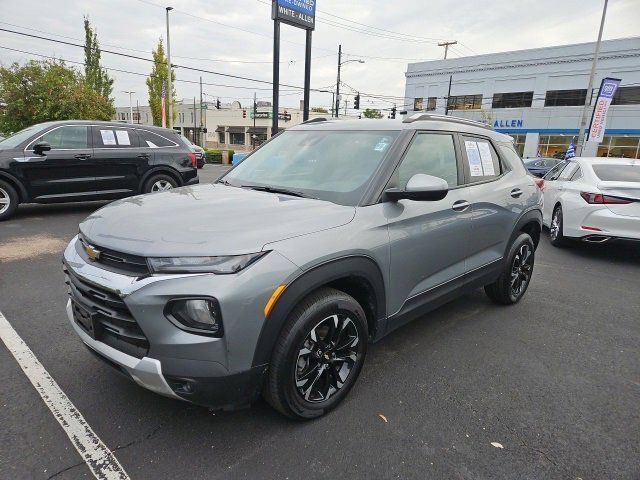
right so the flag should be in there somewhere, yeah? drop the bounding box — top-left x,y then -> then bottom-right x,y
565,138 -> 575,160
161,81 -> 166,128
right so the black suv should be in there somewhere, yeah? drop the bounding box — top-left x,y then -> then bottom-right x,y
0,120 -> 199,220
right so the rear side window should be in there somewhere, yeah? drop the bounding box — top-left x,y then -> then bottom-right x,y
137,129 -> 178,148
93,127 -> 139,148
592,165 -> 640,182
462,136 -> 502,182
397,133 -> 458,187
40,126 -> 89,149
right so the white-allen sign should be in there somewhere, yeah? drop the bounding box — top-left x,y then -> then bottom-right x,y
587,77 -> 621,143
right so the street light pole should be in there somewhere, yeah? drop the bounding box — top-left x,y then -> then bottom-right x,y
165,6 -> 174,129
123,90 -> 135,124
335,44 -> 341,118
576,0 -> 608,156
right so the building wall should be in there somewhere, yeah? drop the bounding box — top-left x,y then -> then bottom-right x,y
404,37 -> 640,158
113,101 -> 326,151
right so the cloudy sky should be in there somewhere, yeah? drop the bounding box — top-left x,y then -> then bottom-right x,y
0,0 -> 638,113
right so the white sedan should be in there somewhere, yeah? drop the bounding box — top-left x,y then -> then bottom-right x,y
541,157 -> 640,246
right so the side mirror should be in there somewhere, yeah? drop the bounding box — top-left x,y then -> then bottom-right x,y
385,173 -> 449,201
33,141 -> 51,156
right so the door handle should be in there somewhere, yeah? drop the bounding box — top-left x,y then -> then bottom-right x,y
74,154 -> 91,160
452,200 -> 470,212
137,154 -> 150,159
510,188 -> 523,198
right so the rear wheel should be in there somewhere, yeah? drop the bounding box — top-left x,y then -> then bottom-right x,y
485,233 -> 535,305
0,180 -> 19,221
549,205 -> 567,247
264,287 -> 368,419
144,174 -> 178,193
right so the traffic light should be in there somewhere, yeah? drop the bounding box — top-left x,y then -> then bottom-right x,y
390,106 -> 397,119
242,109 -> 246,118
354,93 -> 360,110
216,98 -> 221,109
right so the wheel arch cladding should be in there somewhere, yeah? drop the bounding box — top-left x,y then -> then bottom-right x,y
511,209 -> 542,252
252,256 -> 386,367
0,171 -> 28,202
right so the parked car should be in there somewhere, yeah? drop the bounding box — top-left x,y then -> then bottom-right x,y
0,120 -> 198,220
63,114 -> 542,419
542,157 -> 640,246
524,157 -> 563,177
180,135 -> 205,168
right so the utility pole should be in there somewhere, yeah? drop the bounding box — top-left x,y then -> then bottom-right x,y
331,92 -> 335,118
199,76 -> 203,146
444,75 -> 453,115
335,44 -> 342,118
272,19 -> 280,136
193,97 -> 197,143
344,99 -> 348,116
123,91 -> 135,124
253,92 -> 257,150
438,40 -> 457,60
136,99 -> 140,124
165,6 -> 174,129
576,0 -> 608,156
303,29 -> 312,121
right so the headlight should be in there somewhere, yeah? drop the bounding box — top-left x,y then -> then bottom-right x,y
147,252 -> 267,274
166,298 -> 223,336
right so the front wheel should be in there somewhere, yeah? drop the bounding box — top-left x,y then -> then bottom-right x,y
485,233 -> 535,305
264,288 -> 368,419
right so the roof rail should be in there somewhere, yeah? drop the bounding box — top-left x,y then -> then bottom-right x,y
403,113 -> 493,130
302,117 -> 328,124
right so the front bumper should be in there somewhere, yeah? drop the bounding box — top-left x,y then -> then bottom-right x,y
63,235 -> 300,409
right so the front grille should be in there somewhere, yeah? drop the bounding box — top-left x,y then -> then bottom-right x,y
64,264 -> 149,359
78,235 -> 150,276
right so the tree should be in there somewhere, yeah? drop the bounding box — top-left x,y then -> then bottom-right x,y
363,108 -> 383,119
83,17 -> 113,101
311,107 -> 328,114
0,60 -> 114,133
146,38 -> 176,126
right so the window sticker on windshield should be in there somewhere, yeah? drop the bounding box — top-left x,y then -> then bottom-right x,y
100,129 -> 117,146
476,142 -> 495,176
465,140 -> 484,176
374,138 -> 390,152
115,130 -> 131,146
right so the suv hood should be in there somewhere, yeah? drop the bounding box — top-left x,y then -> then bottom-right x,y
79,184 -> 355,256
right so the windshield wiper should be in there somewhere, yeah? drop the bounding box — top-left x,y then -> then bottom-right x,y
241,185 -> 311,198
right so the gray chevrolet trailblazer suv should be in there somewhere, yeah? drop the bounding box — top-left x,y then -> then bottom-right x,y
63,114 -> 543,419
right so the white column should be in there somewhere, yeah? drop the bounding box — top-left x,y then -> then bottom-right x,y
523,132 -> 540,158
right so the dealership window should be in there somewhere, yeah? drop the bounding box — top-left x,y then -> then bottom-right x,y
447,94 -> 482,111
612,86 -> 640,105
492,91 -> 533,108
544,89 -> 587,107
510,134 -> 526,157
597,136 -> 640,159
537,135 -> 575,158
426,97 -> 437,111
229,131 -> 245,145
413,98 -> 423,111
218,132 -> 225,143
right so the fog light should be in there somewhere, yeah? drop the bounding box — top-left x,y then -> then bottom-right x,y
167,298 -> 223,336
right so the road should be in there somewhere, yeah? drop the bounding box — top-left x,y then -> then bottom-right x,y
1,164 -> 639,479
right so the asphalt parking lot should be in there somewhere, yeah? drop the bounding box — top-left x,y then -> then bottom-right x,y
1,163 -> 639,480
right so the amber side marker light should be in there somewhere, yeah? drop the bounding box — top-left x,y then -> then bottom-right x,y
264,284 -> 286,317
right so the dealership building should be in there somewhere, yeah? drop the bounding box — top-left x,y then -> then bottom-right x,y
404,37 -> 640,158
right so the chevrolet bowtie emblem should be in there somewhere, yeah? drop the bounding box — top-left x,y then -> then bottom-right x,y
85,244 -> 101,261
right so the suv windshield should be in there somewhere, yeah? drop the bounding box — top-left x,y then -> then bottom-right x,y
0,123 -> 45,149
221,129 -> 399,205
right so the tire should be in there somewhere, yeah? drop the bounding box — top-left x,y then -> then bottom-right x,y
264,287 -> 368,420
485,233 -> 535,305
0,179 -> 19,221
549,205 -> 567,247
143,174 -> 178,193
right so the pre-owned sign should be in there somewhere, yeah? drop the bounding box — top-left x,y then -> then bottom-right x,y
588,77 -> 621,143
272,0 -> 315,30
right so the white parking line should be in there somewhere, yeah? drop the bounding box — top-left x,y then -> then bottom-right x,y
0,310 -> 130,480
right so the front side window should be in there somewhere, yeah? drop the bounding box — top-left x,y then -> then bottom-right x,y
397,133 -> 458,188
40,126 -> 89,149
0,123 -> 44,149
222,130 -> 400,206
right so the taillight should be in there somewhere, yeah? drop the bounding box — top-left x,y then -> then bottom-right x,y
533,177 -> 545,191
580,192 -> 632,204
188,152 -> 197,168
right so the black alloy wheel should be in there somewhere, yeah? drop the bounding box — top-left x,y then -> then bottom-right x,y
485,232 -> 535,305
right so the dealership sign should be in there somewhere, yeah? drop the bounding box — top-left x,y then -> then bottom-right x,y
588,77 -> 621,143
272,0 -> 316,30
494,119 -> 523,129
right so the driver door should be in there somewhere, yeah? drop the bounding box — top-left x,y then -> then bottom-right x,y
385,132 -> 472,327
22,125 -> 95,201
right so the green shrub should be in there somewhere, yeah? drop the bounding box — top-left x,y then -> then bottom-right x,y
203,148 -> 235,164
